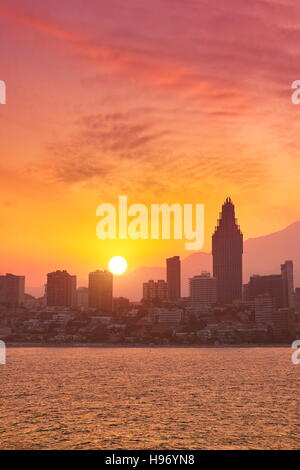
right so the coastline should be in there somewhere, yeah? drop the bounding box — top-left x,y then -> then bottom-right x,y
5,342 -> 291,348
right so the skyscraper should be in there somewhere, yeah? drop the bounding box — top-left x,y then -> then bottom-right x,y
88,270 -> 113,313
212,198 -> 243,304
46,270 -> 77,307
166,256 -> 181,300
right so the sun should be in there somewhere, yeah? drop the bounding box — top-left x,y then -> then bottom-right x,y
108,256 -> 128,275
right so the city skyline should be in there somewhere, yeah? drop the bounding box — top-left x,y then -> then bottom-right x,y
1,198 -> 299,305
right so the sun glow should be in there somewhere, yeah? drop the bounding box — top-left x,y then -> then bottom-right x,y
108,256 -> 128,275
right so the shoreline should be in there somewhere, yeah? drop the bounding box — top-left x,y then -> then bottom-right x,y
5,342 -> 292,348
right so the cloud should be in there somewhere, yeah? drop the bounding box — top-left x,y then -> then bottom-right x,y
41,111 -> 171,184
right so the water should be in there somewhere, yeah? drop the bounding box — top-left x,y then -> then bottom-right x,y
1,347 -> 299,449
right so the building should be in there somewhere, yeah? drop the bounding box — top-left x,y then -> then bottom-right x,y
212,197 -> 243,304
272,308 -> 295,341
0,273 -> 25,306
245,261 -> 293,309
166,256 -> 181,300
88,270 -> 113,313
113,297 -> 130,314
142,280 -> 168,302
76,287 -> 89,309
255,294 -> 295,341
247,274 -> 286,308
46,270 -> 76,308
281,260 -> 294,308
295,287 -> 300,314
158,309 -> 183,324
254,294 -> 275,326
189,271 -> 217,314
147,307 -> 182,324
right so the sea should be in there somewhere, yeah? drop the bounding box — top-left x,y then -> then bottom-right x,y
1,346 -> 299,449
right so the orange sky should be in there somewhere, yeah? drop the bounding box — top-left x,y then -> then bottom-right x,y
1,0 -> 300,290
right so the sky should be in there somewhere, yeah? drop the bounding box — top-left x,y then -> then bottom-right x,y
1,0 -> 300,290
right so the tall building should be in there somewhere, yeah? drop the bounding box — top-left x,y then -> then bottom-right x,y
143,280 -> 168,302
88,270 -> 113,313
281,260 -> 294,308
0,273 -> 25,306
46,270 -> 76,308
189,271 -> 216,314
212,198 -> 243,304
166,256 -> 181,300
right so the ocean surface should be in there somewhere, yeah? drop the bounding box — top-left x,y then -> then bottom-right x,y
1,347 -> 299,449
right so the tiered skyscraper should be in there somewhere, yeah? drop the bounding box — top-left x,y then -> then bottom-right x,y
212,198 -> 243,304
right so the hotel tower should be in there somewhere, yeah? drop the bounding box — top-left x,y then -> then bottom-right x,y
212,198 -> 243,304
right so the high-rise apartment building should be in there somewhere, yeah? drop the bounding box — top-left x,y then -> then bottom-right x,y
245,261 -> 293,309
281,260 -> 294,308
189,271 -> 217,314
212,198 -> 243,304
166,256 -> 181,300
0,273 -> 25,306
143,280 -> 168,302
88,270 -> 113,313
247,274 -> 286,308
46,270 -> 76,308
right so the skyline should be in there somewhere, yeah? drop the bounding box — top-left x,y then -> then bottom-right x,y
2,198 -> 300,301
1,0 -> 300,289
